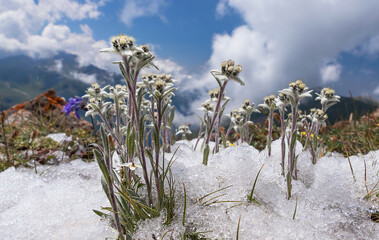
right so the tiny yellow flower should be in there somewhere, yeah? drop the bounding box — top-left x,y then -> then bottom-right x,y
301,131 -> 306,136
230,142 -> 236,147
310,133 -> 320,140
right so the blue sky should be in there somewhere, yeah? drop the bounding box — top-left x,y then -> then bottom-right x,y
68,0 -> 244,71
1,0 -> 379,119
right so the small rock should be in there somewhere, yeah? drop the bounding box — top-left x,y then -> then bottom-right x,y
46,133 -> 72,144
3,89 -> 92,131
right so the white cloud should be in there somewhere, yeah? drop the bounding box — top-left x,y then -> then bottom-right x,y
0,0 -> 116,71
152,58 -> 193,84
120,0 -> 167,26
320,63 -> 342,84
0,0 -> 183,77
0,0 -> 101,40
184,0 -> 379,112
71,72 -> 97,84
363,34 -> 379,55
47,59 -> 63,73
0,22 -> 115,71
216,0 -> 228,18
374,85 -> 379,95
172,111 -> 198,127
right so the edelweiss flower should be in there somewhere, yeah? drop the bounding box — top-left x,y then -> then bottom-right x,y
100,34 -> 135,55
279,79 -> 312,104
176,123 -> 192,139
315,87 -> 340,111
210,60 -> 245,85
198,100 -> 214,114
100,34 -> 155,67
83,83 -> 109,99
83,83 -> 112,117
120,162 -> 141,171
276,92 -> 290,109
309,108 -> 328,126
106,84 -> 128,99
142,73 -> 156,87
209,88 -> 229,102
159,73 -> 176,86
239,99 -> 260,114
225,109 -> 238,119
231,112 -> 245,130
259,94 -> 276,110
154,80 -> 165,94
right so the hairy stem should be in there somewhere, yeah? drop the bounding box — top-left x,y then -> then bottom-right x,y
280,106 -> 286,175
203,81 -> 228,165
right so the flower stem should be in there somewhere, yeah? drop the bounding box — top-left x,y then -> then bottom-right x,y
268,108 -> 274,157
280,106 -> 286,175
203,81 -> 228,165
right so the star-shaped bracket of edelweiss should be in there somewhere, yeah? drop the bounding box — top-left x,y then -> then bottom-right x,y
210,70 -> 245,88
119,162 -> 142,171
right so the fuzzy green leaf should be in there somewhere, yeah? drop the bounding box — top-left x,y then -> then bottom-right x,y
202,144 -> 210,165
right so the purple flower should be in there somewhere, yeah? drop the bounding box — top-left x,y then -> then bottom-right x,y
62,97 -> 84,119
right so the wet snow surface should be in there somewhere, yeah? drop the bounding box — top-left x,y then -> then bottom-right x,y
0,139 -> 378,239
0,160 -> 115,240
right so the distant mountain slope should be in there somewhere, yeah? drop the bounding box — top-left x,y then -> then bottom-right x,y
0,52 -> 122,110
299,90 -> 378,124
251,90 -> 378,125
0,53 -> 377,125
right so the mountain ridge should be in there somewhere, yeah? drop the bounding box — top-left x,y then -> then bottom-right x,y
0,53 -> 377,125
0,52 -> 122,110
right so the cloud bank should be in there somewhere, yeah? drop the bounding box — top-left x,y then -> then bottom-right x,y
182,0 -> 379,113
0,0 -> 118,70
0,0 -> 188,81
120,0 -> 167,26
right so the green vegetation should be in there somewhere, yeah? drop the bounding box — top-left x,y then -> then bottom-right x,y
0,107 -> 96,172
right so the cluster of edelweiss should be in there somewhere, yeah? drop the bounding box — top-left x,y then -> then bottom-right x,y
196,68 -> 340,199
81,34 -> 179,238
267,81 -> 339,199
63,34 -> 340,238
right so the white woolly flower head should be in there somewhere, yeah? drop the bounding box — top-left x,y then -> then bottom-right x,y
315,87 -> 340,111
120,162 -> 141,171
209,88 -> 229,102
210,59 -> 245,86
259,94 -> 276,110
280,79 -> 313,104
276,92 -> 290,109
239,99 -> 260,114
176,123 -> 192,136
198,100 -> 214,114
100,34 -> 155,68
308,108 -> 328,126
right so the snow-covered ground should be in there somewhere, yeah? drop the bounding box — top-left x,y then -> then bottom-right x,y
0,160 -> 116,240
0,138 -> 378,239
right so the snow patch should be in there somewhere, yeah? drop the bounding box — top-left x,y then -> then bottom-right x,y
0,160 -> 116,240
0,140 -> 378,239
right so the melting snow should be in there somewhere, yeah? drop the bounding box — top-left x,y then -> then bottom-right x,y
0,139 -> 378,239
0,160 -> 116,240
134,139 -> 379,239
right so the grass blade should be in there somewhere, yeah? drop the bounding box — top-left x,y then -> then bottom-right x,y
199,185 -> 233,202
236,215 -> 241,240
182,183 -> 187,226
247,163 -> 264,202
292,197 -> 298,220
